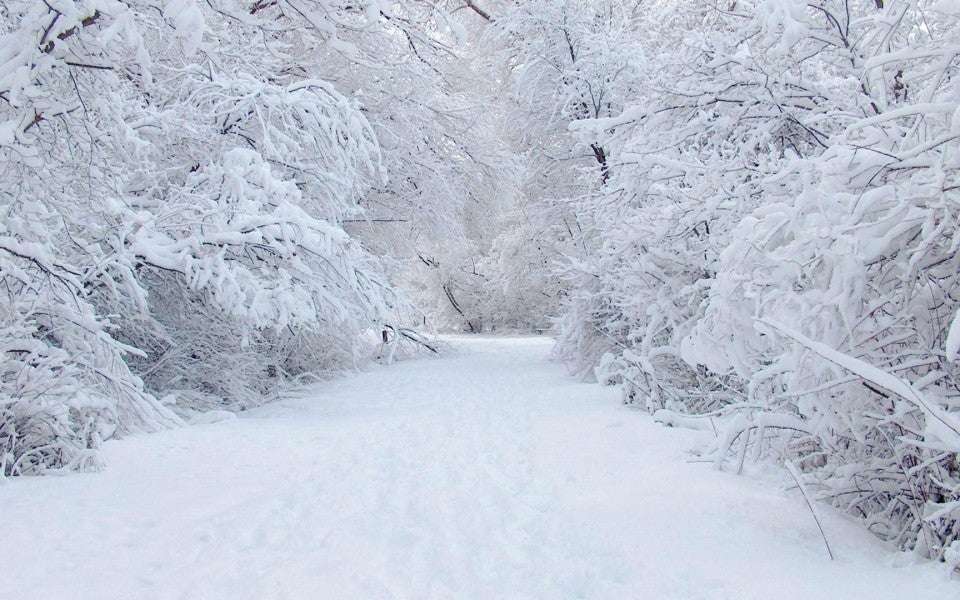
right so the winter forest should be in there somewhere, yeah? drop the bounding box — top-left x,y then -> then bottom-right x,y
2,0 -> 960,596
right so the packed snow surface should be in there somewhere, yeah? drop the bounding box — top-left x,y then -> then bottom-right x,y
1,337 -> 952,599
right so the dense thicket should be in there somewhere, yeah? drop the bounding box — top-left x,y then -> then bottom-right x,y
0,0 -> 495,474
474,0 -> 960,564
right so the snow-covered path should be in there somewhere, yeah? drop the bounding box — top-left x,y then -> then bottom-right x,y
2,336 -> 951,599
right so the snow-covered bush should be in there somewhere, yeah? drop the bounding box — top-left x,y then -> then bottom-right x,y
0,0 -> 400,473
684,0 -> 960,557
555,0 -> 835,406
539,0 -> 960,559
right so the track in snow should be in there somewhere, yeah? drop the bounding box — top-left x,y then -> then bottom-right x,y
1,336 -> 951,599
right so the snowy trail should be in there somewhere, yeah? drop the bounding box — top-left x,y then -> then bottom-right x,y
2,336 -> 951,599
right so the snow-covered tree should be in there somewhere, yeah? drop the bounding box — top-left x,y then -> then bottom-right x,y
684,0 -> 960,558
0,0 -> 412,473
546,0 -> 960,558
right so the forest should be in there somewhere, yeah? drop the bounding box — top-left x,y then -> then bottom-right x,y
2,0 -> 960,592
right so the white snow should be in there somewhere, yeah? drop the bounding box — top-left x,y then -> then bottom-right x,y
0,336 -> 951,599
947,308 -> 960,362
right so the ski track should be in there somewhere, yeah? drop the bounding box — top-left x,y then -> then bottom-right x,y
1,336 -> 953,599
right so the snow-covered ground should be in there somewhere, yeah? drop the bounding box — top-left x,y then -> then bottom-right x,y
1,336 -> 952,599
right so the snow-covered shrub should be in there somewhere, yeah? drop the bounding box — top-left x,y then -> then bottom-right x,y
554,0 -> 842,404
684,1 -> 960,557
0,0 -> 399,473
542,0 -> 960,559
